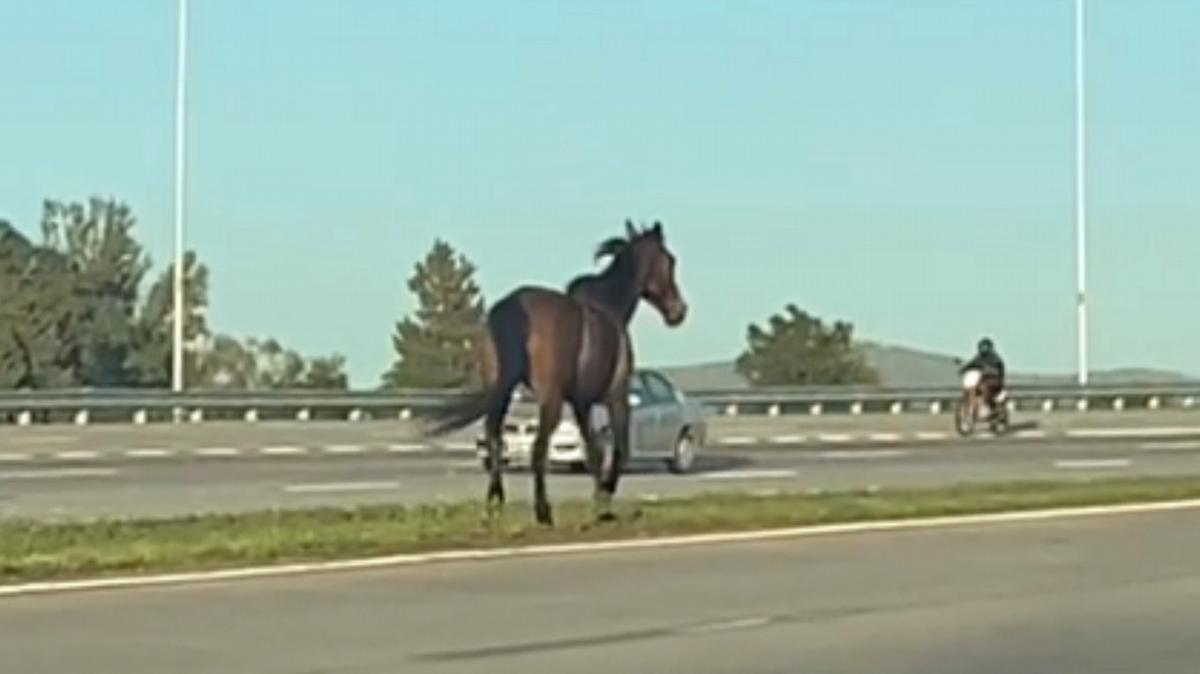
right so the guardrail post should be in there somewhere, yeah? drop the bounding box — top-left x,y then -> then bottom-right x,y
768,404 -> 781,417
189,409 -> 204,423
1184,397 -> 1196,409
1112,397 -> 1125,412
808,403 -> 822,416
399,407 -> 412,421
297,408 -> 311,422
724,404 -> 739,417
17,410 -> 32,427
1148,396 -> 1161,410
348,408 -> 363,422
929,401 -> 941,414
889,401 -> 903,415
1006,399 -> 1017,413
850,401 -> 863,415
1042,399 -> 1054,413
1076,398 -> 1089,412
244,408 -> 259,423
134,409 -> 147,425
74,410 -> 89,426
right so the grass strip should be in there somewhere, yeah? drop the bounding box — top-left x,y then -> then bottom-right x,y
3,474 -> 1200,585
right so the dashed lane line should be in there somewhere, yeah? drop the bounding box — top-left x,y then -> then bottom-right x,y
0,467 -> 118,480
259,446 -> 308,457
818,449 -> 910,460
1053,458 -> 1132,470
124,449 -> 173,459
195,447 -> 241,458
54,450 -> 99,461
283,481 -> 400,494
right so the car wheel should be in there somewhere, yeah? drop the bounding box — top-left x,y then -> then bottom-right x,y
667,432 -> 696,474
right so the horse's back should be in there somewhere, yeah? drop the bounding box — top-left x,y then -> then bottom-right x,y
484,285 -> 625,402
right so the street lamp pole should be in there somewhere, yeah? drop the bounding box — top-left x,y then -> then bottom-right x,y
1074,0 -> 1089,386
172,0 -> 189,394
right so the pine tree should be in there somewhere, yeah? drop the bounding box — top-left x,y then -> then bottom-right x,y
736,303 -> 879,386
382,240 -> 485,389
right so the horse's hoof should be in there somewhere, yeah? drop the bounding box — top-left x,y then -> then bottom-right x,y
595,510 -> 618,523
535,502 -> 554,527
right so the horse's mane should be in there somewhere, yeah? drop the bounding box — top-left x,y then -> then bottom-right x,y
566,220 -> 661,300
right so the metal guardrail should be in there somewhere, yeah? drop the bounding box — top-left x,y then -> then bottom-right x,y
2,383 -> 1200,426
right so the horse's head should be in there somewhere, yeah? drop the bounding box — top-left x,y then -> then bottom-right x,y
626,220 -> 688,327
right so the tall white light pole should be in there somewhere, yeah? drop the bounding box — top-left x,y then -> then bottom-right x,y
1074,0 -> 1089,386
172,0 -> 189,393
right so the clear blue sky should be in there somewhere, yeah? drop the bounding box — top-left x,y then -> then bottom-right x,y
2,1 -> 1197,387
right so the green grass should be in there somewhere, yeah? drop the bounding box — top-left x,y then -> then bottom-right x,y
4,475 -> 1200,585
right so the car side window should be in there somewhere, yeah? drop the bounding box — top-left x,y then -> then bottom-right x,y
643,373 -> 676,404
627,373 -> 648,401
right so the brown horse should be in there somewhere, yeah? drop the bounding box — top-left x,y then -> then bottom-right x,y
427,220 -> 687,525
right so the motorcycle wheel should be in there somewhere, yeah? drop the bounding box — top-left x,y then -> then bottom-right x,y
954,394 -> 977,437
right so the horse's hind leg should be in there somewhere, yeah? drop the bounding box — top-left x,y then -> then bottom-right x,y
484,380 -> 518,512
572,401 -> 602,482
531,396 -> 562,526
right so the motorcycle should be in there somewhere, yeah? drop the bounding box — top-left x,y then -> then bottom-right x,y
955,368 -> 1009,437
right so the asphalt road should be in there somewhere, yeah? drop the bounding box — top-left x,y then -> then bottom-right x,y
3,505 -> 1198,673
3,431 -> 1200,519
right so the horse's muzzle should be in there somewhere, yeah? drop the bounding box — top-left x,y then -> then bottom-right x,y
665,300 -> 688,326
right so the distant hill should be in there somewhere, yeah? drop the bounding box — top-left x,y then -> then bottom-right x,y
654,341 -> 1193,390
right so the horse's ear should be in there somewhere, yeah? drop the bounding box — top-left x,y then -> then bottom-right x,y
650,221 -> 663,239
625,219 -> 638,239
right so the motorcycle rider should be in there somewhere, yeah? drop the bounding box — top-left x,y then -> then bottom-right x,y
960,337 -> 1006,416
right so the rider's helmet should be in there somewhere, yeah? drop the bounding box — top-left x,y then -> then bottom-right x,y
978,337 -> 994,355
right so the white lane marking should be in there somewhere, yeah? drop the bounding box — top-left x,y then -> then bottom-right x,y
1067,427 -> 1200,439
283,481 -> 400,494
718,436 -> 756,446
0,468 -> 117,481
6,498 -> 1200,598
681,616 -> 774,635
260,446 -> 307,456
1016,430 -> 1047,439
818,449 -> 910,460
323,444 -> 366,455
867,433 -> 902,443
769,435 -> 806,445
1054,459 -> 1132,470
440,442 -> 478,453
195,447 -> 240,457
124,449 -> 172,459
916,432 -> 950,441
387,443 -> 429,453
699,469 -> 797,481
54,450 -> 99,461
1140,441 -> 1200,451
817,433 -> 853,443
0,452 -> 31,463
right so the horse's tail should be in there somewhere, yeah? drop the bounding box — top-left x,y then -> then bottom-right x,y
425,391 -> 491,437
424,296 -> 528,437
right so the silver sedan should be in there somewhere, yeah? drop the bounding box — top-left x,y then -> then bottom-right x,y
476,368 -> 708,474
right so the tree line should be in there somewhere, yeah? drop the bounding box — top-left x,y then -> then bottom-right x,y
0,198 -> 347,390
1,197 -> 877,390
